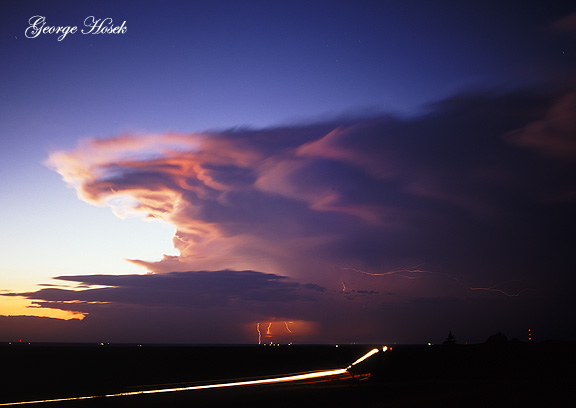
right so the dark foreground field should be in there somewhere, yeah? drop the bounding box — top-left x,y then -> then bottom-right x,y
1,341 -> 575,407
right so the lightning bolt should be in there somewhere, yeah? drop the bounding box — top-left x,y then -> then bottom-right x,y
342,265 -> 532,297
284,321 -> 292,333
266,322 -> 272,337
256,323 -> 261,344
342,264 -> 430,279
469,280 -> 532,297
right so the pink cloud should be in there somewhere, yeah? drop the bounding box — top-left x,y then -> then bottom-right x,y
36,87 -> 576,343
552,12 -> 576,33
505,91 -> 576,158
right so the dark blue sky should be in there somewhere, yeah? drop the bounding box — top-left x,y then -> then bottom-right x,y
0,1 -> 575,344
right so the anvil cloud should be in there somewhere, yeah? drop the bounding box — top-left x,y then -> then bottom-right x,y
46,87 -> 574,280
9,83 -> 568,343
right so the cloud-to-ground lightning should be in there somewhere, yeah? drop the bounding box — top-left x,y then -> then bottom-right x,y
256,322 -> 261,344
284,321 -> 292,333
341,266 -> 532,297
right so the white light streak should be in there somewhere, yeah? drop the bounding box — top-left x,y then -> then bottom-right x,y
0,369 -> 350,406
346,348 -> 381,370
0,347 -> 386,406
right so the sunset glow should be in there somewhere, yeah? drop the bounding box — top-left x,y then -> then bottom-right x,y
0,296 -> 84,320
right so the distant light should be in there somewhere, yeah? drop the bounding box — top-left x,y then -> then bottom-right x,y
428,342 -> 432,346
335,345 -> 339,348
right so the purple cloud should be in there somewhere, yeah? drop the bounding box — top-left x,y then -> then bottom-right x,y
10,75 -> 572,343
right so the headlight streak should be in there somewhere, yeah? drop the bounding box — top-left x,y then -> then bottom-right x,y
0,348 -> 387,406
346,348 -> 380,370
1,373 -> 351,406
0,348 -> 388,406
342,266 -> 532,297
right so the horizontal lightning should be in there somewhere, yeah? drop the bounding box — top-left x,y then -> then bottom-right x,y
342,266 -> 532,297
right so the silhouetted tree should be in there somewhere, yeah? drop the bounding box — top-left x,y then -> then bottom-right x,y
443,330 -> 456,346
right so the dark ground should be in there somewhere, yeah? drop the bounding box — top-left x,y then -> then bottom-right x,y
1,341 -> 575,407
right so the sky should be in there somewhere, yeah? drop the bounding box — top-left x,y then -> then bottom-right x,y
0,0 -> 575,344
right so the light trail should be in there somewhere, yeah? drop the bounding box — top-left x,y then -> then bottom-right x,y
0,369 -> 350,406
346,348 -> 381,370
0,348 -> 386,406
342,266 -> 532,297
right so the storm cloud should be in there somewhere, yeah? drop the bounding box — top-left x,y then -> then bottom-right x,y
46,86 -> 574,283
5,80 -> 574,344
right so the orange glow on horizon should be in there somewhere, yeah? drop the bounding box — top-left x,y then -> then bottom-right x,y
0,296 -> 85,321
250,320 -> 316,344
266,322 -> 272,337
